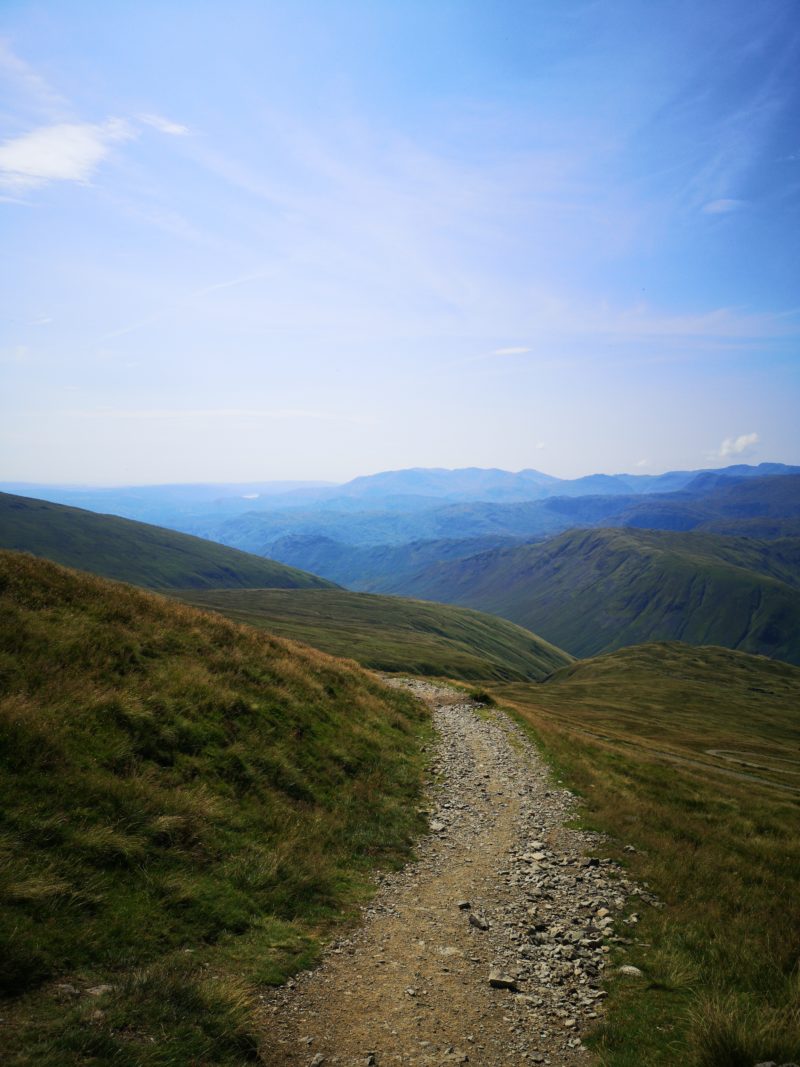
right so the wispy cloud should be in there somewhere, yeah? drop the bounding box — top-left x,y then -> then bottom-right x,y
0,38 -> 69,119
678,19 -> 795,217
492,346 -> 531,356
564,302 -> 798,343
139,113 -> 190,136
43,407 -> 374,426
99,271 -> 269,341
718,431 -> 759,457
0,119 -> 134,188
0,43 -> 188,196
703,198 -> 746,214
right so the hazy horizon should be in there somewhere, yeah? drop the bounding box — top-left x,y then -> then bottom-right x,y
1,456 -> 796,493
2,1 -> 799,483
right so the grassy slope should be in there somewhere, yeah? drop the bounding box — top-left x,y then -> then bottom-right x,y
176,587 -> 572,682
0,492 -> 334,591
0,550 -> 429,1065
494,643 -> 800,1066
393,527 -> 800,665
265,533 -> 522,590
699,516 -> 800,538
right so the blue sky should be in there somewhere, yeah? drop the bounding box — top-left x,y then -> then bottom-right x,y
1,0 -> 798,483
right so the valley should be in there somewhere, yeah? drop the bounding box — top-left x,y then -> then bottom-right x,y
6,3 -> 798,1064
2,463 -> 799,1066
386,527 -> 800,665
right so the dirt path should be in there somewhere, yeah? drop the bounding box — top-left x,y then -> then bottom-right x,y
258,680 -> 649,1066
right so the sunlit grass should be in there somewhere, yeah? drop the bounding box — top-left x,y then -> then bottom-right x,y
0,550 -> 431,1064
176,585 -> 571,681
495,642 -> 800,1066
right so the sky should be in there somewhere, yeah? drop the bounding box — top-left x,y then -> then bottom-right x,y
1,0 -> 799,484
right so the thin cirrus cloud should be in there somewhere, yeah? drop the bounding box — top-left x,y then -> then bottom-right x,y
139,113 -> 190,136
492,346 -> 531,356
99,271 -> 269,342
0,118 -> 133,188
0,37 -> 68,117
718,432 -> 759,457
702,198 -> 747,214
50,407 -> 375,426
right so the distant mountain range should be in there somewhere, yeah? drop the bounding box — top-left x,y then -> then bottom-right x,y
309,462 -> 798,506
3,462 -> 797,532
249,473 -> 800,584
0,491 -> 570,682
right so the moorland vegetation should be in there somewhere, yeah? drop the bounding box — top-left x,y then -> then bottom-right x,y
2,463 -> 799,1066
0,551 -> 429,1065
496,644 -> 800,1065
176,586 -> 571,681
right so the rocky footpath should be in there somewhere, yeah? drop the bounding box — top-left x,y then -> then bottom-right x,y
257,679 -> 656,1066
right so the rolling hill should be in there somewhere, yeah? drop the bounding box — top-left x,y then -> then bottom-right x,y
176,586 -> 572,681
265,533 -> 524,590
0,550 -> 428,1064
389,527 -> 800,664
0,492 -> 335,591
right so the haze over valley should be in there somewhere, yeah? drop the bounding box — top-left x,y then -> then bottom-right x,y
2,1 -> 799,1064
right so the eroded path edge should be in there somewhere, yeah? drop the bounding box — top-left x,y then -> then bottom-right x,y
258,679 -> 651,1066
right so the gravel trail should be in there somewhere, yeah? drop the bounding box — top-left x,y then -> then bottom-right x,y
259,679 -> 650,1066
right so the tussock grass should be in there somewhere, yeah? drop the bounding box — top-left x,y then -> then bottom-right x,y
496,642 -> 800,1066
0,550 -> 430,1064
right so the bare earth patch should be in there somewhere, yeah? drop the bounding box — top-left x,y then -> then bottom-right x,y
258,679 -> 650,1066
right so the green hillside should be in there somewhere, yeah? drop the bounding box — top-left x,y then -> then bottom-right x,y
177,587 -> 572,681
0,551 -> 428,1065
0,492 -> 334,591
265,532 -> 522,590
393,527 -> 800,664
699,516 -> 800,538
495,643 -> 800,1065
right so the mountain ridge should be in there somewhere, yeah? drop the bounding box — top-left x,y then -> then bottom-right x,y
0,492 -> 335,591
4,462 -> 797,527
383,526 -> 800,665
